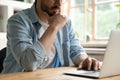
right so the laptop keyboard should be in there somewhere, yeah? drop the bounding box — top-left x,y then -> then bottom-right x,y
79,70 -> 100,76
64,69 -> 100,78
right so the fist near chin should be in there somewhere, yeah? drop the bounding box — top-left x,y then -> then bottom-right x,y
48,14 -> 67,29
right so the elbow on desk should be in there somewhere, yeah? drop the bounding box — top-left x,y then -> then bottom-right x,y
19,58 -> 38,72
23,63 -> 38,72
18,47 -> 48,72
19,49 -> 44,72
25,67 -> 36,72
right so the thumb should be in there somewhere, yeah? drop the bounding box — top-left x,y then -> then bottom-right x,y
77,63 -> 83,70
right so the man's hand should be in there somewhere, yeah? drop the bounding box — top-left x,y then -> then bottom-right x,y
36,0 -> 67,30
48,14 -> 67,30
77,57 -> 102,71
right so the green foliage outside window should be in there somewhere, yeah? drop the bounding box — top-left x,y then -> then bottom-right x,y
115,3 -> 120,28
70,0 -> 120,41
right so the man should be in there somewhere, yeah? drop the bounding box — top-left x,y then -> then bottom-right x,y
1,0 -> 101,74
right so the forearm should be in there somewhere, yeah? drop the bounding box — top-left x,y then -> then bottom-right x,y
39,26 -> 59,54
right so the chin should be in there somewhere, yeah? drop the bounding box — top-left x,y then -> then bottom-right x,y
48,12 -> 56,16
48,13 -> 54,16
49,10 -> 60,16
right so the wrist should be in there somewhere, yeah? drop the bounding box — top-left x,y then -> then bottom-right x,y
48,25 -> 59,32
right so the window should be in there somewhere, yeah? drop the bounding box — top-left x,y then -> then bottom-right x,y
65,0 -> 120,42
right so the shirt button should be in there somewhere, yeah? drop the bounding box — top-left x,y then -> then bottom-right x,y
44,57 -> 48,61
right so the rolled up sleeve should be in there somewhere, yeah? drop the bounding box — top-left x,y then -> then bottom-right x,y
67,20 -> 87,65
7,13 -> 47,71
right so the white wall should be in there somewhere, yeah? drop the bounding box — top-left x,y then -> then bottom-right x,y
0,32 -> 7,50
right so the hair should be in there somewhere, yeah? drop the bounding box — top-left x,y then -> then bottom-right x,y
35,0 -> 37,6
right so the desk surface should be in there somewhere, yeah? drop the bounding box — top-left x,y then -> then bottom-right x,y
0,67 -> 120,80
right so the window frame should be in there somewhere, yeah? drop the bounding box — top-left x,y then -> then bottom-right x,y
66,0 -> 120,42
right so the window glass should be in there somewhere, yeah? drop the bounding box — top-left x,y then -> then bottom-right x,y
70,8 -> 85,41
68,0 -> 120,41
71,0 -> 84,7
95,2 -> 119,39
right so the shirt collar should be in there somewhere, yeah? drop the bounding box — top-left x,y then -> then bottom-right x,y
29,3 -> 40,24
29,3 -> 49,28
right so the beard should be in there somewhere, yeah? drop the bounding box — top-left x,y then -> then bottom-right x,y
41,4 -> 61,16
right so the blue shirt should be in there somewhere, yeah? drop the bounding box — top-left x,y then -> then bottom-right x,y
1,4 -> 86,74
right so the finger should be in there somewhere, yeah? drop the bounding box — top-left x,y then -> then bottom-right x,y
87,57 -> 92,71
77,62 -> 83,70
62,15 -> 67,23
61,15 -> 67,19
56,11 -> 61,15
98,61 -> 103,70
97,61 -> 100,70
92,58 -> 99,71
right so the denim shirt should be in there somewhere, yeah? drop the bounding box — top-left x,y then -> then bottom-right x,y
1,4 -> 86,74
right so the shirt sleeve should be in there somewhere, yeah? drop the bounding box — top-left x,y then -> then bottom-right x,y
7,13 -> 47,71
67,19 -> 87,65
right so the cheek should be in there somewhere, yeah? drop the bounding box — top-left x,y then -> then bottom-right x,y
43,2 -> 53,10
43,0 -> 54,7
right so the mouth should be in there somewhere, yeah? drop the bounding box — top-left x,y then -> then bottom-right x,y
48,6 -> 61,16
51,6 -> 61,12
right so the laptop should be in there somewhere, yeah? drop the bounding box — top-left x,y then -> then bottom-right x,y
64,29 -> 120,78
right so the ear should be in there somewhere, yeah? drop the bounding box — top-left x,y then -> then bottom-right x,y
35,0 -> 37,5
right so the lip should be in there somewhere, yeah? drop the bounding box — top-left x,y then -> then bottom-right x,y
52,7 -> 60,13
52,8 -> 60,11
50,6 -> 61,14
52,6 -> 60,10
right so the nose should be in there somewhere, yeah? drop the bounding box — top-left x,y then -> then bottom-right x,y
55,0 -> 61,6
